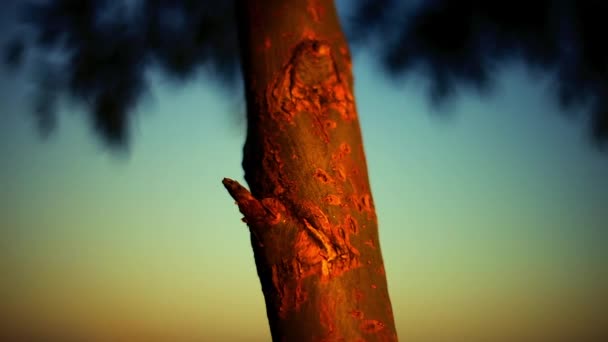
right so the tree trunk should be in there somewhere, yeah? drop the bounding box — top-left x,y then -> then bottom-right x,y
223,0 -> 398,340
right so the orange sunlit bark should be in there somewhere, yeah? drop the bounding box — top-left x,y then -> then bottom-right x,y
224,0 -> 398,340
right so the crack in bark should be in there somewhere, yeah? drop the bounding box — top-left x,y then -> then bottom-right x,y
302,218 -> 338,262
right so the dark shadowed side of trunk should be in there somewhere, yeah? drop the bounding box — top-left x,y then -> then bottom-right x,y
223,0 -> 398,340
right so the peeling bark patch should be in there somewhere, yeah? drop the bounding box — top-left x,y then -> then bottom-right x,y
361,194 -> 372,212
290,201 -> 362,281
361,320 -> 385,334
333,165 -> 346,181
267,39 -> 355,131
293,213 -> 359,282
314,168 -> 332,183
330,87 -> 355,121
303,219 -> 337,261
332,142 -> 351,162
294,229 -> 324,267
345,215 -> 358,234
338,142 -> 351,155
352,194 -> 373,213
298,202 -> 331,234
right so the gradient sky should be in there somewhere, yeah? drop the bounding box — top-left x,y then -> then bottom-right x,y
1,1 -> 608,341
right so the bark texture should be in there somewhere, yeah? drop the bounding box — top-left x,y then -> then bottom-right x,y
224,0 -> 398,340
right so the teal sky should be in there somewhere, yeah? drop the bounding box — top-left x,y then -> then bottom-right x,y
1,2 -> 608,341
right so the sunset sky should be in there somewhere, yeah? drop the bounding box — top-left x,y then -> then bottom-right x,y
1,1 -> 607,341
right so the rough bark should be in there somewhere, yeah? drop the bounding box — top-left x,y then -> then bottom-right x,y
224,0 -> 398,340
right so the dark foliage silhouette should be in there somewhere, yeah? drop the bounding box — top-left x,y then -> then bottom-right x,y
4,0 -> 608,150
351,0 -> 608,148
5,0 -> 239,147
